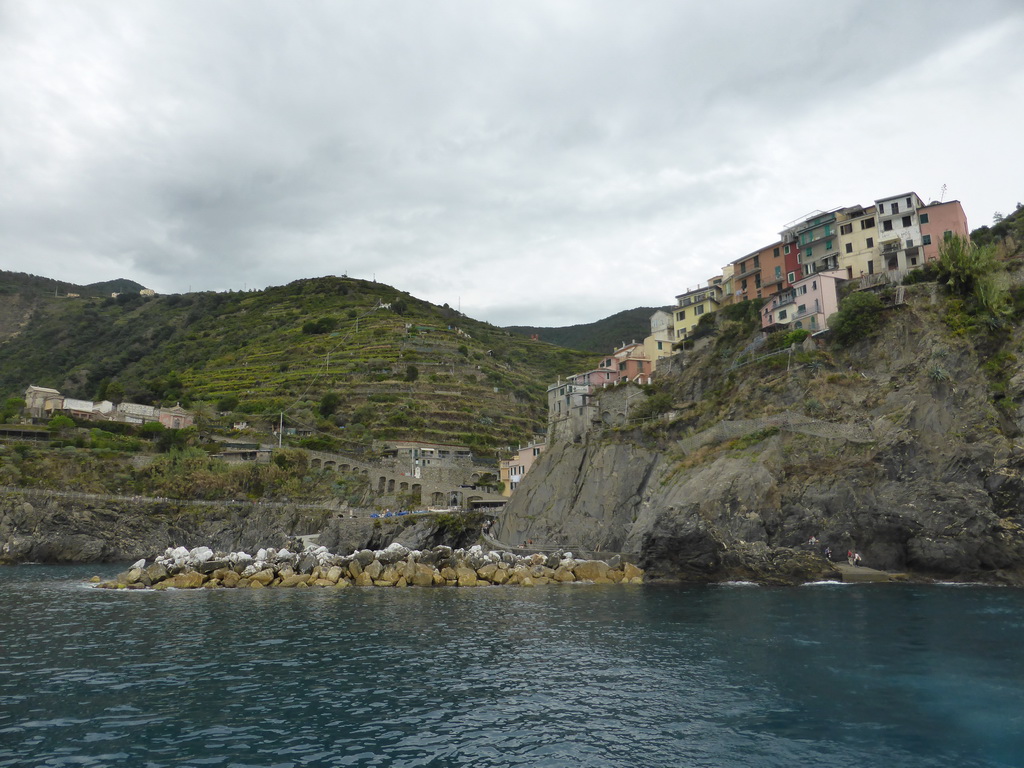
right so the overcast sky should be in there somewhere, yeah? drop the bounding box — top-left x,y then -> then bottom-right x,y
2,1 -> 1022,326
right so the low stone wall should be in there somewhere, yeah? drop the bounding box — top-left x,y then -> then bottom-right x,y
93,542 -> 645,590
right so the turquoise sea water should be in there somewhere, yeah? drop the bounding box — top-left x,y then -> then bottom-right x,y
1,566 -> 1022,768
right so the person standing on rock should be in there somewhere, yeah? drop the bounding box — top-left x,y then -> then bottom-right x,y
847,550 -> 855,565
854,552 -> 863,567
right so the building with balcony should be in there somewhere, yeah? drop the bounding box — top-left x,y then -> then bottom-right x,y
874,192 -> 925,273
760,270 -> 846,334
781,209 -> 843,276
834,204 -> 881,278
673,282 -> 722,340
499,439 -> 546,496
601,341 -> 651,384
918,199 -> 969,263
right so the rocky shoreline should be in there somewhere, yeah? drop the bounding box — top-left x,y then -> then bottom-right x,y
93,543 -> 645,590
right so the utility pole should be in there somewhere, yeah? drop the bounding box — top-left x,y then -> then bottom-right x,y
278,412 -> 283,448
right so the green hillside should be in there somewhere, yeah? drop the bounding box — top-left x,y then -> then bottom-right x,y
505,306 -> 664,353
0,274 -> 596,455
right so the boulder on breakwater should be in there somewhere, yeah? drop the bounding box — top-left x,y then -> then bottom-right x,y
93,543 -> 645,590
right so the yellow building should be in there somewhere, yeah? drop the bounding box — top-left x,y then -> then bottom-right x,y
834,204 -> 881,279
643,310 -> 675,371
673,283 -> 722,340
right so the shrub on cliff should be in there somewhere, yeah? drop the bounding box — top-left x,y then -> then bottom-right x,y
828,292 -> 884,347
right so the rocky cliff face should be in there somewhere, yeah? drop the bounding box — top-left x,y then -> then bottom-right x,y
497,288 -> 1024,584
0,492 -> 484,565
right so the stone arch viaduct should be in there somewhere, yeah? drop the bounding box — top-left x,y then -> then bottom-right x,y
305,450 -> 505,510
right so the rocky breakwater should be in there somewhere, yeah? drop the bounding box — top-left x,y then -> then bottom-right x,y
94,543 -> 645,590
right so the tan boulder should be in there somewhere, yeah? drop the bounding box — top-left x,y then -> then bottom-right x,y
354,572 -> 374,587
395,577 -> 408,588
326,566 -> 343,584
165,571 -> 206,589
236,577 -> 251,588
608,570 -> 624,583
490,569 -> 509,585
312,578 -> 335,587
279,573 -> 311,588
623,563 -> 644,580
221,571 -> 241,588
627,576 -> 643,584
249,580 -> 266,589
456,567 -> 478,587
249,569 -> 275,586
477,563 -> 499,582
378,566 -> 400,585
363,560 -> 384,581
552,566 -> 576,583
440,566 -> 458,582
412,564 -> 436,587
573,561 -> 611,582
334,578 -> 351,588
432,572 -> 447,586
520,576 -> 536,587
348,560 -> 363,579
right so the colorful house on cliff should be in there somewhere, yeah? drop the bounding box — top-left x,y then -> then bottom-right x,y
760,270 -> 846,334
673,282 -> 722,340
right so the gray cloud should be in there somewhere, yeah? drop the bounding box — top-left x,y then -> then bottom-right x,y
1,0 -> 1022,325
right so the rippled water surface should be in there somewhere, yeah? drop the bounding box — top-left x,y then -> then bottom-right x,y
2,566 -> 1023,767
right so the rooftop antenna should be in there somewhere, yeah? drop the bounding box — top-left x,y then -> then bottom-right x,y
940,184 -> 948,202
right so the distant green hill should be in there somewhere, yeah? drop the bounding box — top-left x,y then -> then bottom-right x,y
83,278 -> 147,295
0,275 -> 597,455
505,307 -> 665,353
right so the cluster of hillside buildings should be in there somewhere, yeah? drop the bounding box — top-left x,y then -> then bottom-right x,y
540,191 -> 970,451
23,385 -> 194,429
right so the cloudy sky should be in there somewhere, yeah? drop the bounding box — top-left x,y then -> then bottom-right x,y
2,1 -> 1022,326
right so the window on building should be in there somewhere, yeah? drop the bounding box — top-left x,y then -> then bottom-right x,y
861,218 -> 875,229
883,220 -> 893,231
866,237 -> 874,248
800,285 -> 808,294
902,215 -> 912,227
775,266 -> 782,278
906,239 -> 914,248
779,310 -> 787,320
755,275 -> 761,288
812,281 -> 817,290
773,246 -> 780,257
787,271 -> 796,283
840,223 -> 853,235
910,257 -> 918,266
784,244 -> 792,254
867,260 -> 874,275
806,246 -> 812,257
740,279 -> 747,291
753,255 -> 760,269
694,305 -> 704,315
922,234 -> 932,246
826,240 -> 833,250
891,202 -> 899,213
657,341 -> 663,350
944,230 -> 953,240
920,213 -> 929,224
845,243 -> 853,253
906,197 -> 912,207
676,310 -> 685,320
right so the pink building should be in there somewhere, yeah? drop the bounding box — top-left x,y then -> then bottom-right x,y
499,440 -> 546,496
918,200 -> 969,263
600,342 -> 651,384
760,270 -> 846,334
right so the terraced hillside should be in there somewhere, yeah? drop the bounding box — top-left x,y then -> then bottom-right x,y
0,275 -> 596,455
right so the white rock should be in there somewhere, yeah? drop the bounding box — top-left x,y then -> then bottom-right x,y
189,546 -> 214,563
255,548 -> 268,561
130,558 -> 146,570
